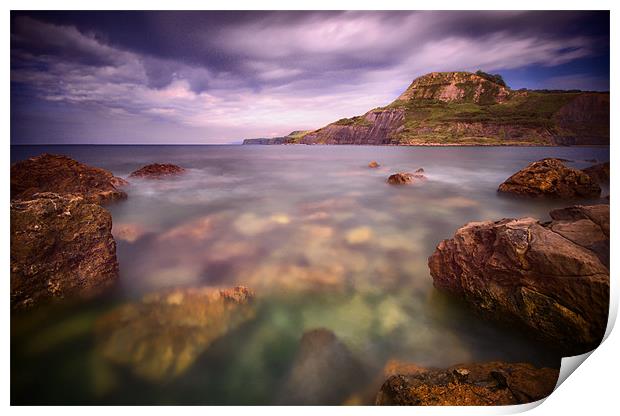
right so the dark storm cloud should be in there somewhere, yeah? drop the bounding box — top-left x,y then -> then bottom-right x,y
10,11 -> 609,144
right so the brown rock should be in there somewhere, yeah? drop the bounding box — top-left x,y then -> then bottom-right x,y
376,361 -> 559,405
498,158 -> 601,198
10,193 -> 119,310
387,172 -> 426,185
428,205 -> 609,354
582,162 -> 610,184
368,161 -> 380,168
129,163 -> 186,179
11,154 -> 127,205
277,328 -> 366,405
95,286 -> 255,382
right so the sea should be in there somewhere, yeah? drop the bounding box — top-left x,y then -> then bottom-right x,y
10,144 -> 610,404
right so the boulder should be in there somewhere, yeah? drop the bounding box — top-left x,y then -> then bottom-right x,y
10,193 -> 119,310
277,328 -> 366,405
428,205 -> 609,354
368,161 -> 380,168
582,162 -> 610,184
376,361 -> 558,405
387,172 -> 426,185
498,158 -> 600,198
129,163 -> 186,179
11,153 -> 127,205
95,286 -> 255,382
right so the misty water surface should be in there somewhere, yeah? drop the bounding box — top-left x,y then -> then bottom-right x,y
11,145 -> 609,404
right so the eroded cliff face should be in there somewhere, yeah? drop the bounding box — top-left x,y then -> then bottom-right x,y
553,93 -> 610,145
300,109 -> 405,145
396,72 -> 510,105
246,71 -> 609,146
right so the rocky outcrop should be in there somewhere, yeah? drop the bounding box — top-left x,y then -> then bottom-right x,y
582,162 -> 610,184
300,109 -> 405,145
498,158 -> 601,198
10,193 -> 119,310
376,361 -> 558,405
277,328 -> 366,405
428,205 -> 609,354
396,71 -> 510,104
95,286 -> 255,382
129,163 -> 186,179
11,153 -> 127,205
387,172 -> 426,185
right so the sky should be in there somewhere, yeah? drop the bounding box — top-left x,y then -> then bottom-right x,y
10,11 -> 610,144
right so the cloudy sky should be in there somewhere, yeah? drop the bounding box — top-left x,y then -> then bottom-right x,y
11,11 -> 609,144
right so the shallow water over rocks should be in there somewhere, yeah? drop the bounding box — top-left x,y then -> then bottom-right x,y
11,144 -> 609,404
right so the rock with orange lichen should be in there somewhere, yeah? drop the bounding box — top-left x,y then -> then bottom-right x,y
387,172 -> 426,185
376,361 -> 559,405
129,163 -> 186,179
95,286 -> 255,382
11,153 -> 127,205
11,193 -> 119,310
498,158 -> 600,198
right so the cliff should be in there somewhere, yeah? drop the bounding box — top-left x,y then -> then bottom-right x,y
245,71 -> 609,146
243,130 -> 312,145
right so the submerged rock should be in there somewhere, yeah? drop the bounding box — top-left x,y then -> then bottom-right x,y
368,161 -> 380,168
277,328 -> 366,405
428,204 -> 609,354
498,158 -> 600,198
11,153 -> 127,205
10,193 -> 119,310
112,223 -> 149,243
376,361 -> 559,405
582,162 -> 610,184
387,172 -> 426,185
95,286 -> 255,382
129,163 -> 186,179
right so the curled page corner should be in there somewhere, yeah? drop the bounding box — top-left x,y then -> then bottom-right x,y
555,350 -> 594,389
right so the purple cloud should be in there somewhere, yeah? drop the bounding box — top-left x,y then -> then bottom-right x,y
10,11 -> 609,144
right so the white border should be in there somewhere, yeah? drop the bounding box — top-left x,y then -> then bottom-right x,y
2,1 -> 617,414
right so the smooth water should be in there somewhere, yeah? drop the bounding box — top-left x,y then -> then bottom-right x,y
11,145 -> 609,404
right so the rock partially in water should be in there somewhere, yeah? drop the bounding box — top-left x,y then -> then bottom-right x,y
11,153 -> 127,205
11,193 -> 119,310
129,163 -> 186,179
582,162 -> 610,184
387,172 -> 426,185
498,158 -> 600,198
277,328 -> 367,405
95,286 -> 255,382
368,161 -> 380,168
376,361 -> 559,405
428,204 -> 609,355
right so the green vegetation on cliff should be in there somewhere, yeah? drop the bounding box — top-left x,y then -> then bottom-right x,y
244,71 -> 609,146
